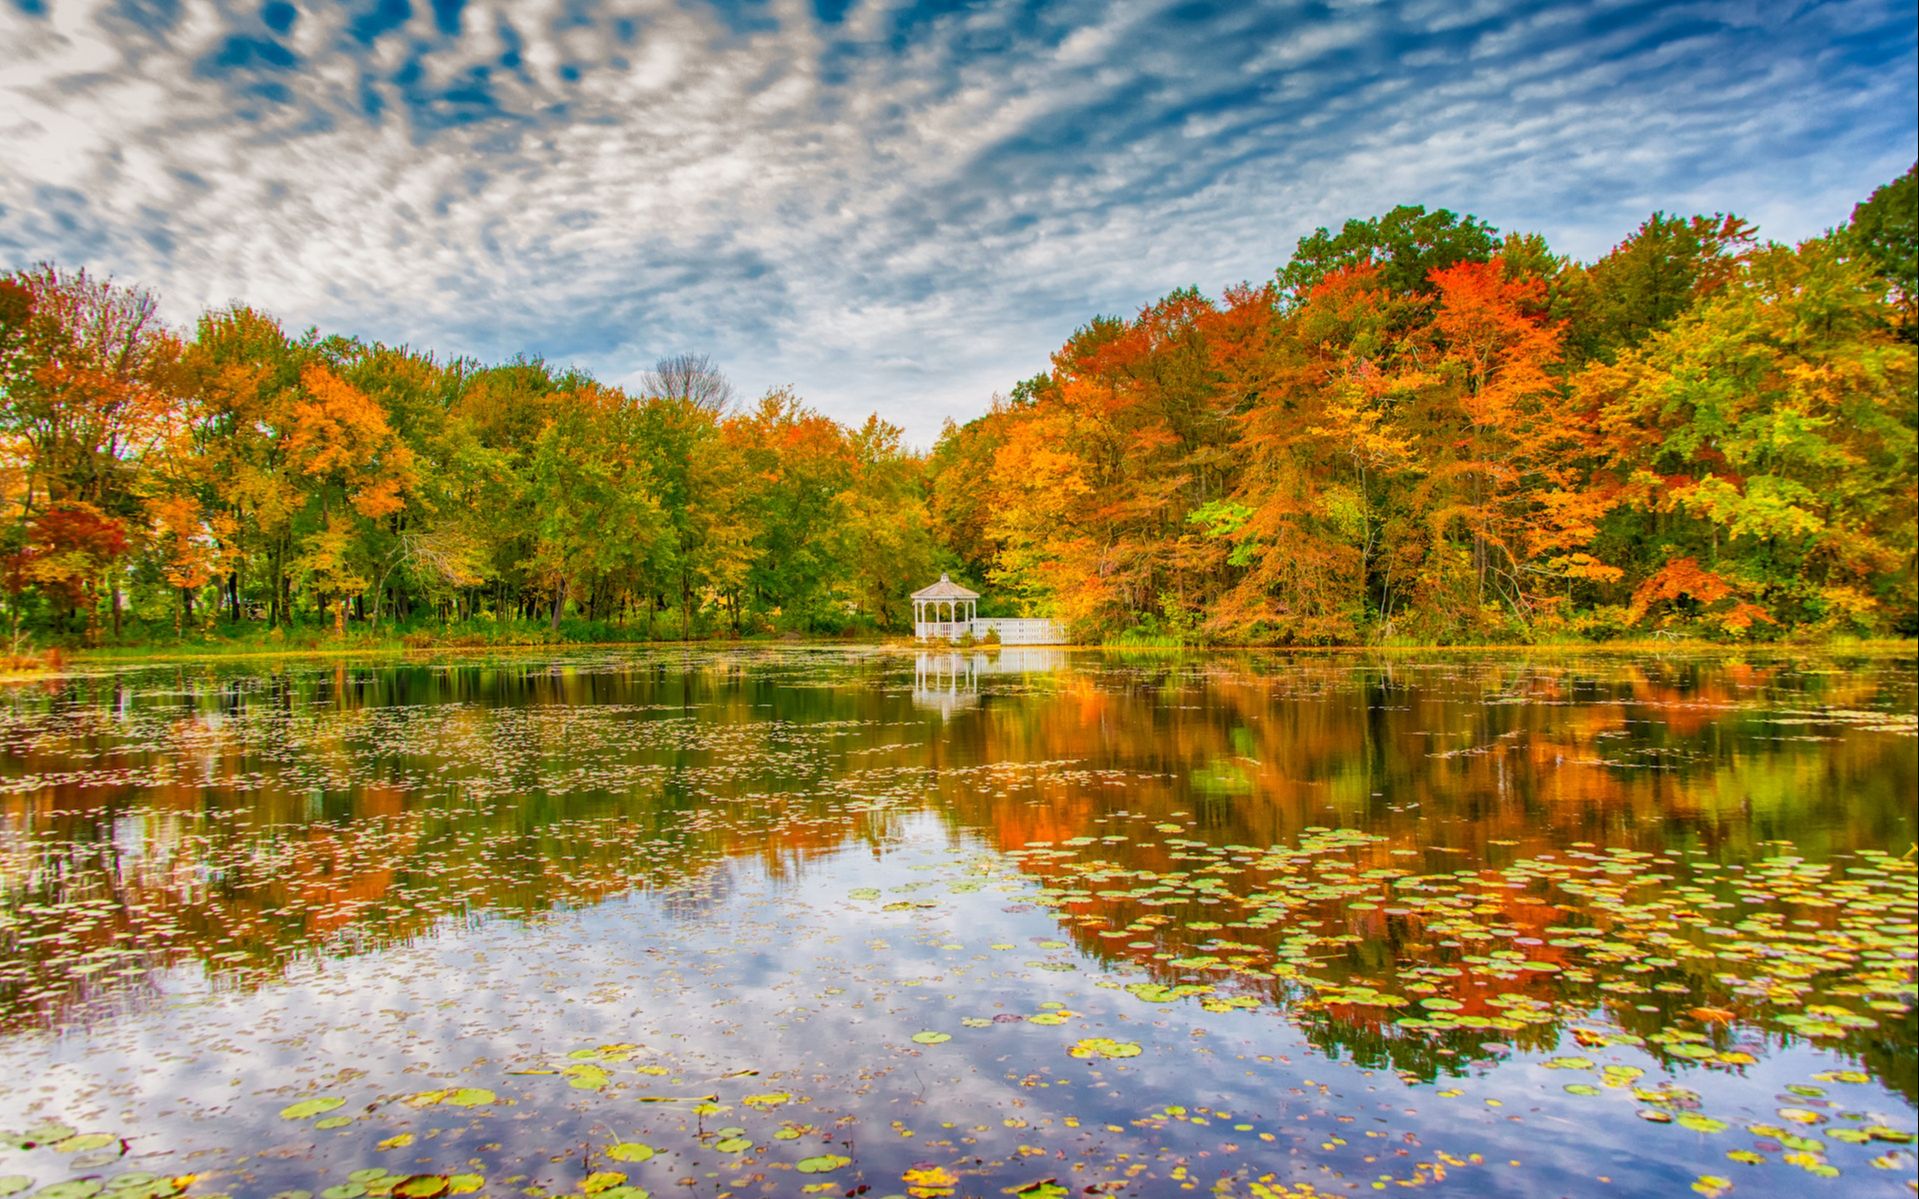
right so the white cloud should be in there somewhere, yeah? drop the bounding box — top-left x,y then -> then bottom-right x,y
0,0 -> 1912,445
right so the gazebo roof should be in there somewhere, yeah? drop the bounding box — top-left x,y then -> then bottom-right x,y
911,572 -> 980,601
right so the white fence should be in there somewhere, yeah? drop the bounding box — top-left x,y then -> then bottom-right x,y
973,617 -> 1067,645
913,617 -> 1067,645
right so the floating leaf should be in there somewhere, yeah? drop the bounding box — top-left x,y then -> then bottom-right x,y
444,1088 -> 496,1108
279,1098 -> 346,1120
54,1133 -> 116,1152
1004,1182 -> 1069,1199
1067,1038 -> 1142,1060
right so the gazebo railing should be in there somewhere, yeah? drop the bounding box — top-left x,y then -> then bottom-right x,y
913,620 -> 973,640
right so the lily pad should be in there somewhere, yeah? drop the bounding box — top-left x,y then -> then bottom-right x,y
279,1097 -> 347,1120
1067,1038 -> 1142,1059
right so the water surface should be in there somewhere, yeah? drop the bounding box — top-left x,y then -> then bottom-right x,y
1,647 -> 1914,1198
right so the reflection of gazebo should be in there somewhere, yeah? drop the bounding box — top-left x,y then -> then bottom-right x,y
910,648 -> 1069,716
911,573 -> 979,641
912,651 -> 981,716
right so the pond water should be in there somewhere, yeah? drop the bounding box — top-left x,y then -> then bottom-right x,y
0,647 -> 1914,1199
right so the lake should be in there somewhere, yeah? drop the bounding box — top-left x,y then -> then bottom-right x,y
0,647 -> 1913,1199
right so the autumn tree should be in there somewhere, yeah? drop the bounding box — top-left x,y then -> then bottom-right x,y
285,362 -> 415,629
2,501 -> 129,639
1583,235 -> 1917,634
175,306 -> 302,623
1216,269 -> 1412,641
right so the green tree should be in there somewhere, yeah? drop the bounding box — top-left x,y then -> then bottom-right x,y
1844,163 -> 1917,341
1278,205 -> 1499,301
1564,213 -> 1755,362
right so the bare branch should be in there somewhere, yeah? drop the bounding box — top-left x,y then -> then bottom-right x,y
642,352 -> 735,416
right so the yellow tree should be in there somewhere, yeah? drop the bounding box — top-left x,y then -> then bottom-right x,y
286,363 -> 415,629
835,415 -> 934,628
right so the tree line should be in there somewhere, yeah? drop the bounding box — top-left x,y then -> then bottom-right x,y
2,165 -> 1912,647
932,166 -> 1916,643
0,291 -> 934,643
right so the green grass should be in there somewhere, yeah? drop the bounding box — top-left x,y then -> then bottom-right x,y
36,616 -> 787,667
0,616 -> 1907,679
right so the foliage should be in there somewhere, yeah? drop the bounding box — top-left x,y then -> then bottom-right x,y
1845,163 -> 1917,340
0,277 -> 936,643
927,168 -> 1918,643
1277,203 -> 1500,300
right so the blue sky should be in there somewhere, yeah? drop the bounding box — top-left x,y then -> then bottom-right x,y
2,0 -> 1914,444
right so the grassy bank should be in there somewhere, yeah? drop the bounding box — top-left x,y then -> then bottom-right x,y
1,624 -> 1910,682
3,617 -> 875,674
1100,636 -> 1918,657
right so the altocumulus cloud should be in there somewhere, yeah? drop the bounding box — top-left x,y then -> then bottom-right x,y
2,0 -> 1914,442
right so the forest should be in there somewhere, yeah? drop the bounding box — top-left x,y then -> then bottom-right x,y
1,165 -> 1913,650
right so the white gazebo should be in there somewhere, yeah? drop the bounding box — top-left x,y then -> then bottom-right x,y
911,573 -> 979,641
910,575 -> 1067,645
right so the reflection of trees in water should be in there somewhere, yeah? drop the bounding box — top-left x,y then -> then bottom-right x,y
912,654 -> 1916,1094
0,652 -> 922,1032
0,650 -> 1911,1096
924,653 -> 1914,858
0,785 -> 905,1032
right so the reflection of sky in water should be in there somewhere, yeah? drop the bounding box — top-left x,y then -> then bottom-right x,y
5,819 -> 1911,1196
0,648 -> 1913,1195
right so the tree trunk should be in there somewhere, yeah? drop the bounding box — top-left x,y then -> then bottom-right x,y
550,581 -> 565,630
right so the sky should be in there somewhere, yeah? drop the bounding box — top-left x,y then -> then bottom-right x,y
2,0 -> 1915,445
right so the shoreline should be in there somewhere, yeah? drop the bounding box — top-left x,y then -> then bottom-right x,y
1,633 -> 1911,682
